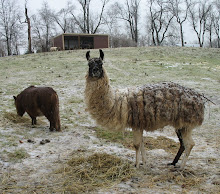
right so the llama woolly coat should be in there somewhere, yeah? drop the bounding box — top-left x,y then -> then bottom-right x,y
85,67 -> 205,132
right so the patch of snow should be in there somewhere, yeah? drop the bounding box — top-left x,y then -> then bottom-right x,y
147,149 -> 170,157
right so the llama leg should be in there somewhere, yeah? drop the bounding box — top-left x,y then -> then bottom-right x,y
168,129 -> 185,166
133,129 -> 143,168
140,137 -> 147,168
179,128 -> 195,170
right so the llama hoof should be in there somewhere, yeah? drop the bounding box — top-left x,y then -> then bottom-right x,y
169,165 -> 181,172
135,162 -> 144,168
167,162 -> 176,166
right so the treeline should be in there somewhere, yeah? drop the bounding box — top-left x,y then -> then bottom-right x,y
0,0 -> 220,56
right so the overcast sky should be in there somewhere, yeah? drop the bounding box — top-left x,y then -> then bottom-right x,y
18,0 -> 196,44
21,0 -> 68,12
20,0 -> 107,13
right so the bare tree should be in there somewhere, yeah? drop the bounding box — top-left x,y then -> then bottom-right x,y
148,0 -> 174,46
168,0 -> 192,46
213,0 -> 220,47
32,2 -> 55,52
0,39 -> 6,56
103,5 -> 119,47
32,15 -> 44,52
67,0 -> 90,33
206,10 -> 215,47
68,0 -> 109,34
188,0 -> 212,47
24,0 -> 32,53
113,0 -> 140,45
0,0 -> 22,55
53,3 -> 73,33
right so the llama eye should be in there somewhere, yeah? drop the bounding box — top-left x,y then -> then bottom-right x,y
89,62 -> 95,67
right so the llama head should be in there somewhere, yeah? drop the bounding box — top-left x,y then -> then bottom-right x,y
86,49 -> 104,78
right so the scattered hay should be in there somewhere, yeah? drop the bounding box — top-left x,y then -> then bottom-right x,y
94,127 -> 132,144
144,136 -> 178,154
56,152 -> 135,193
3,112 -> 30,124
145,170 -> 204,189
5,148 -> 30,162
94,127 -> 178,154
3,111 -> 47,126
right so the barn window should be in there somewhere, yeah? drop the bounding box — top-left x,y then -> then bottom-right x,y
64,36 -> 78,50
80,36 -> 94,49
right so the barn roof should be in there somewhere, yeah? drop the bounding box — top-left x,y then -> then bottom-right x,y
53,33 -> 109,39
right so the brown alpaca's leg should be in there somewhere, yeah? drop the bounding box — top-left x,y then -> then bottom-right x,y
50,115 -> 61,131
47,107 -> 61,131
179,128 -> 195,170
49,119 -> 55,131
31,117 -> 37,125
55,115 -> 61,131
44,112 -> 56,131
133,129 -> 143,168
168,129 -> 185,166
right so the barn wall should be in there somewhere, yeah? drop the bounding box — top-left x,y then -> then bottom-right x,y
94,36 -> 109,49
53,34 -> 109,50
53,35 -> 64,50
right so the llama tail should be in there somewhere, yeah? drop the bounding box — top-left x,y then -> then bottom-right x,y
202,94 -> 216,105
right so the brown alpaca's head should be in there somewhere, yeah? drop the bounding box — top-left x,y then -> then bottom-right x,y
86,49 -> 104,79
13,95 -> 25,116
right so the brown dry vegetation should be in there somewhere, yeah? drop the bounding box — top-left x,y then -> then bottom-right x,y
0,47 -> 219,193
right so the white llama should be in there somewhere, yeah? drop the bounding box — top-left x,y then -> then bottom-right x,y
85,49 -> 206,170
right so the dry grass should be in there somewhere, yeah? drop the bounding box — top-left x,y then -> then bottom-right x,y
141,169 -> 205,190
144,136 -> 178,154
3,112 -> 30,124
55,152 -> 135,193
3,111 -> 48,127
94,127 -> 179,154
7,148 -> 30,162
0,47 -> 219,193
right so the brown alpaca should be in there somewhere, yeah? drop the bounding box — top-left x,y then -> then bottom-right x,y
14,86 -> 61,131
85,50 -> 206,170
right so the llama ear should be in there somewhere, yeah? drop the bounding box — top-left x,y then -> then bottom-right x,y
99,49 -> 104,60
13,96 -> 17,101
86,51 -> 90,61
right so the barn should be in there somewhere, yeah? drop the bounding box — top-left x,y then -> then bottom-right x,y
53,33 -> 109,50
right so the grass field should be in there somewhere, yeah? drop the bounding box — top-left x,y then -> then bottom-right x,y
0,47 -> 219,193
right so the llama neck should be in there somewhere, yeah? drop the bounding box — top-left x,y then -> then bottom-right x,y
85,67 -> 128,131
85,68 -> 114,109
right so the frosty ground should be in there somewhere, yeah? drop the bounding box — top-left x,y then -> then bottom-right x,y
0,47 -> 219,193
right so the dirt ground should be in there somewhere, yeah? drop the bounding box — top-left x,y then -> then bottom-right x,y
0,47 -> 219,193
